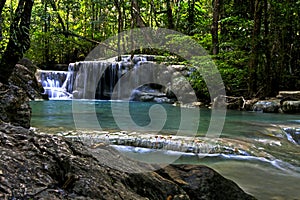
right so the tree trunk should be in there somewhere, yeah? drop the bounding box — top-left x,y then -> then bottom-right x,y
47,0 -> 66,33
0,0 -> 34,84
262,0 -> 272,96
248,0 -> 262,97
0,0 -> 6,42
212,0 -> 220,55
166,0 -> 174,29
131,0 -> 145,28
187,0 -> 195,35
175,0 -> 181,29
114,0 -> 123,61
43,1 -> 50,65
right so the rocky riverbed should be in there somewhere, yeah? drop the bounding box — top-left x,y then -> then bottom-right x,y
0,122 -> 256,200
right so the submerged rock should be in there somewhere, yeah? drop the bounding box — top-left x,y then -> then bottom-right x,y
0,122 -> 256,200
157,165 -> 255,200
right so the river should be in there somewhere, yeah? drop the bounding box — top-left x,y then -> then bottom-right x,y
30,100 -> 300,200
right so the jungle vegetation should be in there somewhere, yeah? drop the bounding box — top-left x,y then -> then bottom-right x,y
0,0 -> 299,100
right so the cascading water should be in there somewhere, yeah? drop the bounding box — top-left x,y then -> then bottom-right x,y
70,56 -> 152,99
36,55 -> 154,100
36,70 -> 72,99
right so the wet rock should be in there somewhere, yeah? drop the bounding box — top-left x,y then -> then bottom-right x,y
156,165 -> 256,200
0,83 -> 31,128
253,101 -> 280,113
213,95 -> 246,110
283,127 -> 300,145
281,101 -> 300,113
129,84 -> 176,103
0,122 -> 256,200
9,62 -> 46,100
140,94 -> 155,102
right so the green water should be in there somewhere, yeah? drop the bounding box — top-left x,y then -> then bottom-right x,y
30,100 -> 300,200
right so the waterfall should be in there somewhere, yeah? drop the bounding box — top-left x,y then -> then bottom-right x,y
36,55 -> 154,100
36,70 -> 72,99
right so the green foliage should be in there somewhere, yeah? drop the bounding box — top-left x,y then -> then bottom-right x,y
215,50 -> 249,96
1,0 -> 299,100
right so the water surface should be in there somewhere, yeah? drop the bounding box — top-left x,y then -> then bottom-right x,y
30,100 -> 300,200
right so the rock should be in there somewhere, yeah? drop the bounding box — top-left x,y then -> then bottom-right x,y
244,98 -> 259,111
213,95 -> 245,110
17,57 -> 36,72
140,95 -> 155,102
281,101 -> 300,113
283,127 -> 300,144
253,101 -> 280,113
278,91 -> 300,100
0,83 -> 31,128
9,63 -> 46,100
0,122 -> 256,200
129,84 -> 176,103
156,165 -> 256,200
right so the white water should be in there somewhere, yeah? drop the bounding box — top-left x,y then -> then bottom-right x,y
36,56 -> 151,100
36,70 -> 72,99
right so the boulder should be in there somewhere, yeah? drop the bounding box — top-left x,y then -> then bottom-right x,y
281,101 -> 300,113
0,122 -> 256,200
0,83 -> 31,128
9,63 -> 46,100
282,127 -> 300,145
156,165 -> 256,200
129,84 -> 176,103
253,101 -> 280,113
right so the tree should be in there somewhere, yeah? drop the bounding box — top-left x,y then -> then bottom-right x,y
211,0 -> 220,55
248,0 -> 262,97
166,0 -> 174,29
0,0 -> 34,84
0,1 -> 5,41
187,0 -> 195,35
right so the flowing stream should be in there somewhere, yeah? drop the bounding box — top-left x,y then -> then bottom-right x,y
30,100 -> 300,200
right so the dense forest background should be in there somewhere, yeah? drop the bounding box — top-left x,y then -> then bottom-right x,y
0,0 -> 299,100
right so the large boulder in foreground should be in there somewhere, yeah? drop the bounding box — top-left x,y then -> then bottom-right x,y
9,58 -> 46,100
0,122 -> 255,200
0,83 -> 31,128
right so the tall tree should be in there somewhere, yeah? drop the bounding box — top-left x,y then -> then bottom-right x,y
166,0 -> 174,29
212,0 -> 220,55
131,0 -> 145,28
0,0 -> 34,84
187,0 -> 195,35
248,0 -> 262,97
114,0 -> 123,61
262,0 -> 272,96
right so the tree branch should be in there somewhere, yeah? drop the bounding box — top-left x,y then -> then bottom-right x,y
0,0 -> 34,84
46,0 -> 66,33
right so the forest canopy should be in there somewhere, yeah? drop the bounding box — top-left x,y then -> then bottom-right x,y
0,0 -> 299,99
